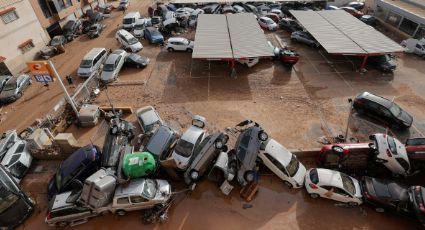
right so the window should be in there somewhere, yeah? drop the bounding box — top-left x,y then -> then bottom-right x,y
130,196 -> 146,203
414,25 -> 425,39
386,11 -> 402,27
116,197 -> 129,204
399,18 -> 419,36
18,40 -> 35,54
1,10 -> 19,24
64,0 -> 73,8
395,157 -> 410,171
264,153 -> 288,176
38,0 -> 52,18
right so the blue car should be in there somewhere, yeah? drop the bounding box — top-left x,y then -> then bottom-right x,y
144,27 -> 164,44
47,145 -> 101,200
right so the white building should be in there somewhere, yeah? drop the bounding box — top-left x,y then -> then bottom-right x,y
0,0 -> 50,75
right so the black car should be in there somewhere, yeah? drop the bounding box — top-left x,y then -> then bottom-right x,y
367,54 -> 396,72
362,176 -> 411,214
409,186 -> 425,227
229,120 -> 269,186
353,92 -> 413,129
143,125 -> 179,161
360,15 -> 378,27
63,20 -> 82,41
87,23 -> 104,39
0,165 -> 34,229
279,18 -> 302,32
124,53 -> 150,68
0,75 -> 12,93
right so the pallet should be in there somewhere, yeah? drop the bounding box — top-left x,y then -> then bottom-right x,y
240,182 -> 259,202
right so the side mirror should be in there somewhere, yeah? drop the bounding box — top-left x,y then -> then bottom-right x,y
348,98 -> 353,103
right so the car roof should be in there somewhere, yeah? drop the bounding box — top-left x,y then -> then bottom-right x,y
181,125 -> 204,144
137,106 -> 159,125
168,37 -> 187,42
105,54 -> 120,64
60,145 -> 97,176
357,92 -> 392,108
1,140 -> 26,165
115,178 -> 148,196
118,29 -> 134,38
83,48 -> 107,59
315,168 -> 344,188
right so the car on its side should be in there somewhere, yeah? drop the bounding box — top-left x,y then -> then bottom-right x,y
305,168 -> 363,205
165,37 -> 194,52
47,145 -> 101,200
111,178 -> 172,216
87,23 -> 105,39
135,106 -> 163,135
184,132 -> 229,184
258,16 -> 278,31
340,6 -> 364,18
258,139 -> 306,188
116,29 -> 143,52
0,74 -> 31,104
367,54 -> 396,72
171,115 -> 207,170
1,137 -> 32,183
124,53 -> 150,69
291,31 -> 320,47
317,142 -> 374,171
100,49 -> 127,83
144,27 -> 164,44
279,18 -> 302,32
143,125 -> 179,160
353,92 -> 413,129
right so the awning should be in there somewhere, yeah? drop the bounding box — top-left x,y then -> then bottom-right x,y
290,10 -> 404,55
192,13 -> 273,59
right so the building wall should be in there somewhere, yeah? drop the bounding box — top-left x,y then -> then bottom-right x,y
0,0 -> 50,75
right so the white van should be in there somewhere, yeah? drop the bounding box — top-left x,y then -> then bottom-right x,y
122,11 -> 141,30
77,48 -> 108,78
115,29 -> 143,52
133,19 -> 146,38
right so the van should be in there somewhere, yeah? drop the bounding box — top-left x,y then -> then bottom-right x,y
122,12 -> 140,30
77,48 -> 108,78
115,29 -> 143,52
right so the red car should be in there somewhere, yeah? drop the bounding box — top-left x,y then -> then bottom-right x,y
317,142 -> 374,171
406,138 -> 425,170
340,7 -> 364,18
273,47 -> 299,66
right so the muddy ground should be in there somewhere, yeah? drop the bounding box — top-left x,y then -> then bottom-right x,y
1,0 -> 425,229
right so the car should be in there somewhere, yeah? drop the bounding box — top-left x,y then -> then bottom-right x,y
0,135 -> 32,183
400,38 -> 425,58
87,23 -> 105,39
291,31 -> 320,47
270,8 -> 284,18
273,47 -> 300,66
279,18 -> 302,32
49,35 -> 67,47
111,178 -> 172,216
360,15 -> 378,27
408,186 -> 425,227
347,1 -> 365,10
362,176 -> 411,214
118,0 -> 129,10
122,11 -> 140,30
175,7 -> 194,18
85,9 -> 104,24
367,54 -> 397,72
0,165 -> 34,229
47,145 -> 101,200
340,6 -> 364,18
38,35 -> 66,59
0,129 -> 18,159
202,3 -> 220,14
133,19 -> 147,38
317,142 -> 374,171
405,138 -> 425,170
370,133 -> 411,176
264,13 -> 280,23
124,53 -> 150,69
325,5 -> 340,10
0,75 -> 12,93
353,92 -> 413,129
116,29 -> 143,52
165,37 -> 194,52
45,191 -> 99,227
135,106 -> 163,135
232,5 -> 246,13
143,125 -> 179,160
63,20 -> 82,41
171,115 -> 207,170
184,132 -> 229,184
222,5 -> 235,14
257,5 -> 271,15
0,74 -> 31,104
305,168 -> 363,205
258,139 -> 306,188
258,16 -> 278,31
144,27 -> 164,44
100,49 -> 127,83
228,120 -> 269,186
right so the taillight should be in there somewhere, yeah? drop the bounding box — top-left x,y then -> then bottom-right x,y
47,212 -> 52,220
364,191 -> 372,199
309,183 -> 318,189
386,149 -> 392,157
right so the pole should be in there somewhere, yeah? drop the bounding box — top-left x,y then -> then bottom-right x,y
48,60 -> 79,117
360,55 -> 368,70
344,98 -> 353,142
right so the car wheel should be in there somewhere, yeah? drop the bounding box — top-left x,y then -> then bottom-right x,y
215,140 -> 224,149
348,202 -> 358,206
258,131 -> 268,141
167,47 -> 174,52
244,170 -> 255,182
57,221 -> 69,227
186,48 -> 193,53
375,207 -> 385,213
190,170 -> 199,181
17,92 -> 23,98
284,181 -> 293,189
310,193 -> 319,199
137,64 -> 141,69
332,146 -> 344,153
116,210 -> 126,216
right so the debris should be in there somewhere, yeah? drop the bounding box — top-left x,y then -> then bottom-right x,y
242,204 -> 253,209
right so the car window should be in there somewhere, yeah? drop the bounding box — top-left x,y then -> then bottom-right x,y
195,133 -> 204,148
116,197 -> 129,204
367,101 -> 380,110
395,157 -> 409,171
340,173 -> 355,195
379,106 -> 392,117
240,132 -> 251,147
309,169 -> 319,184
130,195 -> 147,203
416,44 -> 422,49
387,136 -> 398,155
264,153 -> 288,176
334,187 -> 351,197
321,185 -> 333,191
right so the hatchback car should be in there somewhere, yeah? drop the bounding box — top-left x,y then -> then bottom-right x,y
291,31 -> 320,47
273,47 -> 300,66
135,106 -> 163,135
258,139 -> 306,188
171,116 -> 207,170
100,49 -> 127,83
0,74 -> 31,104
258,16 -> 278,31
367,54 -> 396,72
305,168 -> 363,205
124,53 -> 150,69
116,29 -> 143,52
143,125 -> 179,160
166,37 -> 194,52
279,18 -> 302,32
353,92 -> 413,129
1,138 -> 32,183
144,27 -> 164,44
111,178 -> 172,216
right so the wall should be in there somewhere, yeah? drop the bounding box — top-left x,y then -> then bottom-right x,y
0,0 -> 50,75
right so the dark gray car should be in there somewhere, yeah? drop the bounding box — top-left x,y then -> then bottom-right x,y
0,75 -> 12,93
88,24 -> 105,39
0,75 -> 31,104
143,125 -> 179,160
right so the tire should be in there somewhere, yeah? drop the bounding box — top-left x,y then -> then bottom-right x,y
244,170 -> 255,182
167,47 -> 174,52
332,146 -> 344,153
186,48 -> 193,53
284,181 -> 293,189
348,202 -> 358,206
57,222 -> 69,227
375,207 -> 385,213
215,140 -> 223,149
17,92 -> 23,98
258,131 -> 268,141
116,210 -> 126,216
310,193 -> 319,199
190,170 -> 199,181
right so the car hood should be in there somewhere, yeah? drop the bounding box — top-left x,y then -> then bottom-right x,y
171,150 -> 191,170
154,179 -> 172,200
292,162 -> 306,186
398,110 -> 413,126
130,42 -> 143,50
100,71 -> 114,82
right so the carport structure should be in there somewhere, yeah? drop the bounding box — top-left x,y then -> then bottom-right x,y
290,10 -> 404,69
192,13 -> 273,73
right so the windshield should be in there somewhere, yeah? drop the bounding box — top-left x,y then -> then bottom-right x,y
8,162 -> 28,179
103,63 -> 115,72
2,82 -> 16,91
80,60 -> 92,68
141,179 -> 157,199
128,37 -> 138,45
123,18 -> 134,24
389,103 -> 402,116
50,37 -> 62,46
340,173 -> 355,195
0,190 -> 19,213
175,139 -> 194,157
134,24 -> 144,30
387,136 -> 398,155
286,155 -> 300,177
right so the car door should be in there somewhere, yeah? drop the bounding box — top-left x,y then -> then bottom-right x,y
333,187 -> 354,203
262,153 -> 291,182
129,195 -> 150,211
365,101 -> 380,118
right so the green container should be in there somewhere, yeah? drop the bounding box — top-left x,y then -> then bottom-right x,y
122,152 -> 156,179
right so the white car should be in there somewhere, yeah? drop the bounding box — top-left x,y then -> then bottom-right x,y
135,105 -> 163,135
165,37 -> 194,52
258,139 -> 306,188
115,29 -> 143,52
305,168 -> 363,205
132,19 -> 147,38
237,57 -> 259,67
370,133 -> 411,176
258,16 -> 278,31
171,115 -> 207,170
100,49 -> 127,83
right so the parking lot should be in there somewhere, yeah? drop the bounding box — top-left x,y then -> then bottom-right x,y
1,0 -> 425,229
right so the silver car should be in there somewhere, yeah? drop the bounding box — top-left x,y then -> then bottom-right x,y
100,49 -> 127,83
135,106 -> 163,135
290,31 -> 320,47
0,74 -> 31,103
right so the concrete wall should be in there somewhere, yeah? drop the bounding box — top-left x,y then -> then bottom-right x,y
0,0 -> 50,75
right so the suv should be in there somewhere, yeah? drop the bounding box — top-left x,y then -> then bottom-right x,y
165,37 -> 194,52
63,20 -> 82,41
367,54 -> 396,72
353,92 -> 413,129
